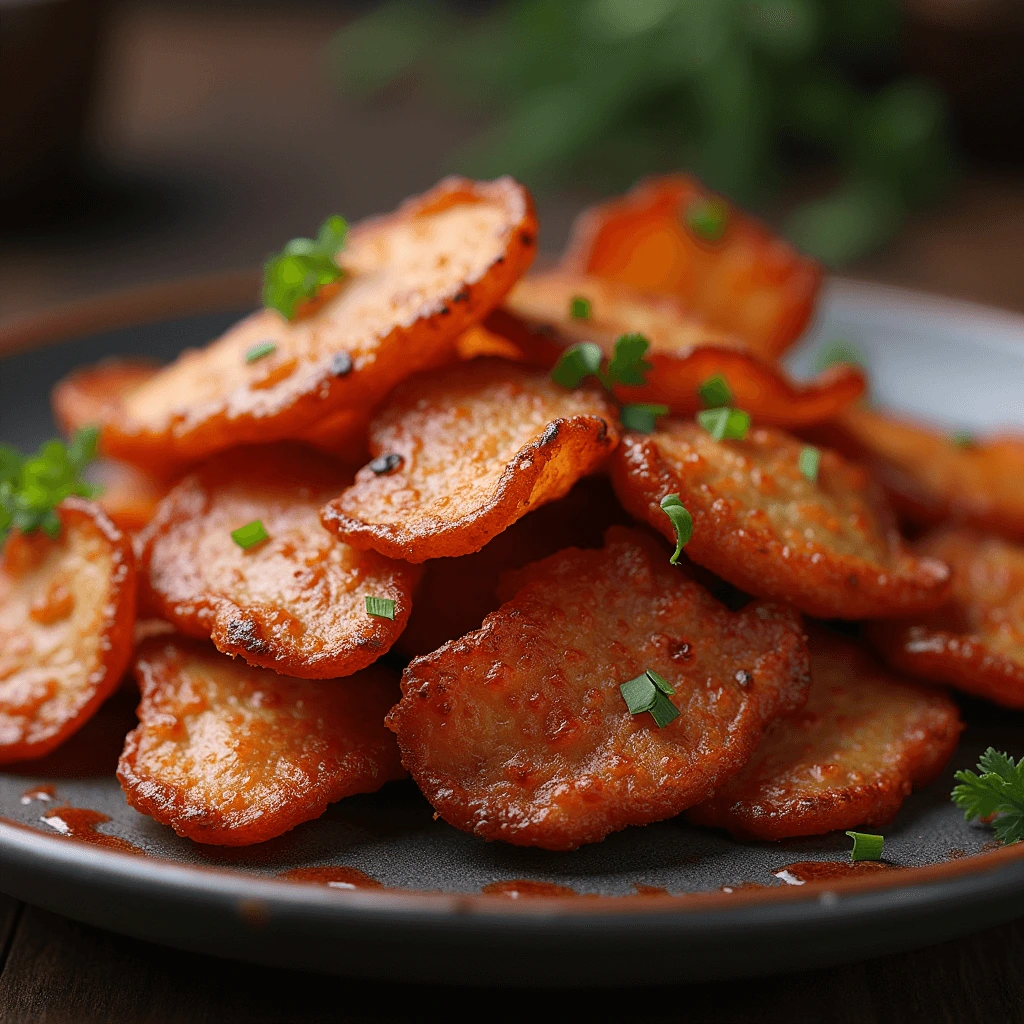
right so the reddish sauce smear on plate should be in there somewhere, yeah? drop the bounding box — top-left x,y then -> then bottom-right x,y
773,860 -> 894,884
38,806 -> 144,856
279,866 -> 383,890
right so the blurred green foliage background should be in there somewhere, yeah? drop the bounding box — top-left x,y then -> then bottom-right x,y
330,0 -> 957,268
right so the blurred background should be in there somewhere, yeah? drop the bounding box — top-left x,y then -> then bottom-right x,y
1,0 -> 1022,327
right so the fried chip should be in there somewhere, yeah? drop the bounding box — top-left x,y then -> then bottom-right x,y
611,420 -> 951,619
118,636 -> 405,845
136,444 -> 417,679
560,175 -> 822,359
100,176 -> 537,464
0,499 -> 136,763
397,475 -> 631,657
52,357 -> 162,437
819,406 -> 1024,541
690,629 -> 962,840
320,359 -> 620,562
85,460 -> 170,534
868,528 -> 1024,708
387,526 -> 810,850
505,273 -> 865,427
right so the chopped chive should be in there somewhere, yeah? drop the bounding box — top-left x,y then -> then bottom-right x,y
263,214 -> 348,321
799,445 -> 821,483
698,374 -> 732,409
604,332 -> 652,387
551,342 -> 603,389
569,295 -> 592,320
620,670 -> 679,727
846,831 -> 884,862
697,407 -> 750,441
365,595 -> 396,620
685,197 -> 729,242
620,403 -> 669,434
659,493 -> 693,565
231,520 -> 269,549
245,341 -> 277,364
950,429 -> 976,450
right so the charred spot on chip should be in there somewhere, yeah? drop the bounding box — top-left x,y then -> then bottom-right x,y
670,640 -> 693,662
521,231 -> 535,247
369,453 -> 403,475
330,352 -> 353,377
224,618 -> 266,654
454,289 -> 470,303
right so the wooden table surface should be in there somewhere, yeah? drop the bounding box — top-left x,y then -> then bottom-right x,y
1,5 -> 1024,1022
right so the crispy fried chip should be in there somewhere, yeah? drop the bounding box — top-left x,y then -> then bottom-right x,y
86,460 -> 170,534
320,359 -> 620,562
818,406 -> 1024,541
387,526 -> 810,850
100,177 -> 537,464
118,636 -> 405,845
505,273 -> 865,427
560,175 -> 822,359
611,420 -> 951,619
0,499 -> 136,763
690,629 -> 962,840
136,444 -> 417,679
397,476 -> 630,657
52,358 -> 162,437
868,528 -> 1024,708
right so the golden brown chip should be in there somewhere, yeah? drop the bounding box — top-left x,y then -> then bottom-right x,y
690,628 -> 962,840
560,175 -> 822,359
0,499 -> 136,763
320,359 -> 620,562
817,406 -> 1024,541
397,475 -> 631,657
868,528 -> 1024,708
611,420 -> 951,619
136,444 -> 417,679
85,460 -> 170,534
100,177 -> 537,464
387,526 -> 810,851
52,358 -> 162,437
118,636 -> 405,845
505,273 -> 865,427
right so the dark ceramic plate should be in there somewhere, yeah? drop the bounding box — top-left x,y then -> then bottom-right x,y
1,280 -> 1024,987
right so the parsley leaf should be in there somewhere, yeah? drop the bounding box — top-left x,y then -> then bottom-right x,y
604,333 -> 652,387
620,403 -> 669,434
263,214 -> 348,321
951,747 -> 1024,844
551,343 -> 603,389
0,428 -> 100,545
698,374 -> 732,409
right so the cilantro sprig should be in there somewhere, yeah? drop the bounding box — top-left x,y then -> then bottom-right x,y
952,748 -> 1024,845
0,428 -> 100,545
551,332 -> 653,394
263,215 -> 348,321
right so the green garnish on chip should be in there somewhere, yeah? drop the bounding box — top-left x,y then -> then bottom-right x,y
551,333 -> 653,392
365,595 -> 396,620
620,668 -> 680,728
697,406 -> 750,442
263,214 -> 349,321
569,295 -> 592,321
0,428 -> 100,545
698,374 -> 732,409
799,445 -> 821,483
685,197 -> 729,242
231,520 -> 269,550
245,341 -> 277,364
949,429 -> 976,450
659,493 -> 693,565
620,403 -> 669,434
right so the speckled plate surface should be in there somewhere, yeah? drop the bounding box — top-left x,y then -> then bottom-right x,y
1,279 -> 1024,987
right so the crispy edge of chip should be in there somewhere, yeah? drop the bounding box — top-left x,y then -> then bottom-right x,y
867,529 -> 1024,708
388,525 -> 811,850
88,459 -> 171,535
816,406 -> 1024,542
0,497 -> 137,763
135,444 -> 418,678
559,174 -> 823,359
100,176 -> 538,465
610,428 -> 951,620
117,636 -> 405,845
52,358 -> 164,438
689,629 -> 963,840
320,370 -> 621,562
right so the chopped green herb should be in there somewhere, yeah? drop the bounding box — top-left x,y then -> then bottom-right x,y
365,595 -> 396,620
697,407 -> 751,441
659,493 -> 693,565
231,520 -> 269,550
0,428 -> 100,545
569,295 -> 592,320
814,338 -> 865,373
604,332 -> 652,387
551,342 -> 603,389
245,341 -> 277,364
698,374 -> 732,409
685,197 -> 729,242
846,831 -> 884,862
950,429 -> 976,450
620,669 -> 680,728
263,214 -> 349,320
799,445 -> 821,483
951,747 -> 1024,845
620,403 -> 669,434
